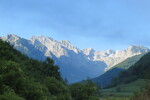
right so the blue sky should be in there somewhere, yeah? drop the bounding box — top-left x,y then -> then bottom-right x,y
0,0 -> 150,50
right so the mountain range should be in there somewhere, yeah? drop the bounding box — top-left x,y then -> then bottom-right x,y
92,54 -> 144,87
99,51 -> 150,99
2,34 -> 149,83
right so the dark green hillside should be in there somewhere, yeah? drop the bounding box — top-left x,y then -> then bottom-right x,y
92,54 -> 143,88
112,54 -> 144,69
100,53 -> 150,99
0,39 -> 71,100
0,39 -> 99,100
93,68 -> 124,88
110,52 -> 150,87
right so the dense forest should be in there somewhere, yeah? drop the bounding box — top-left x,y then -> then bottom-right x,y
0,39 -> 99,100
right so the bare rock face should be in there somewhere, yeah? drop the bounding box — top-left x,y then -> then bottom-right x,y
2,34 -> 149,83
83,45 -> 149,71
30,35 -> 79,58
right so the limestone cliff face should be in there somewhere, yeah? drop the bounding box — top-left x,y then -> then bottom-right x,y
83,45 -> 149,71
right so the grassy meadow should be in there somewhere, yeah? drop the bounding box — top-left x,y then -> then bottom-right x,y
100,79 -> 150,100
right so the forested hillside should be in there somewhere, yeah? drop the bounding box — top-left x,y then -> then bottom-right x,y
99,53 -> 150,99
0,39 -> 99,100
92,54 -> 143,87
110,52 -> 150,87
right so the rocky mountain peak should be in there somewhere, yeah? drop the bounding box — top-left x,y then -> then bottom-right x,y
82,48 -> 95,56
127,45 -> 149,53
4,34 -> 20,42
2,34 -> 150,82
60,40 -> 79,53
106,50 -> 115,54
61,40 -> 71,44
118,45 -> 150,57
30,35 -> 80,57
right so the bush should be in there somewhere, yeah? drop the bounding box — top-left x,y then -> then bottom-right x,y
0,92 -> 25,100
44,77 -> 72,100
70,80 -> 99,100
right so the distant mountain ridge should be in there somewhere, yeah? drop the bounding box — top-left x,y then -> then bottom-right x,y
83,45 -> 149,71
92,54 -> 144,87
2,34 -> 149,83
107,52 -> 150,88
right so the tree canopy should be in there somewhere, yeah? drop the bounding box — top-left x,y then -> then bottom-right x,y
0,39 -> 99,100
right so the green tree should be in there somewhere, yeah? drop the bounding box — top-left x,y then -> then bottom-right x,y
43,57 -> 61,80
44,77 -> 72,100
70,80 -> 99,100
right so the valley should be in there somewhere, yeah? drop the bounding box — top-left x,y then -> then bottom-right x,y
0,35 -> 150,100
1,0 -> 150,99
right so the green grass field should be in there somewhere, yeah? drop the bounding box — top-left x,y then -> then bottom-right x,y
100,97 -> 130,100
100,79 -> 150,100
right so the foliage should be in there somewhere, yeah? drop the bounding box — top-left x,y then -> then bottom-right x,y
109,52 -> 150,87
0,39 -> 99,100
131,85 -> 150,100
70,80 -> 99,100
44,77 -> 71,100
0,39 -> 72,100
0,92 -> 25,100
100,79 -> 150,99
